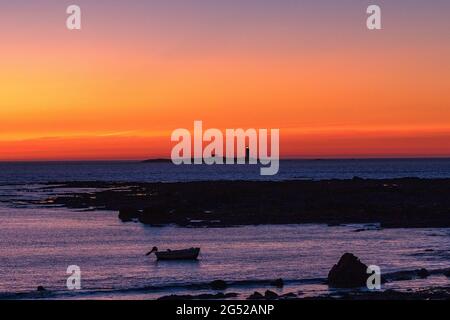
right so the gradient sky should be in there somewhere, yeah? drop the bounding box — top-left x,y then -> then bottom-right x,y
1,0 -> 449,160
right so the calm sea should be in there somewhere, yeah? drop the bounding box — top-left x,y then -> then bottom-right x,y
0,159 -> 449,299
0,158 -> 450,184
0,207 -> 449,300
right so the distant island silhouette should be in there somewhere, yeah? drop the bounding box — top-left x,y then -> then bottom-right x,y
142,157 -> 258,164
143,148 -> 256,164
142,158 -> 172,163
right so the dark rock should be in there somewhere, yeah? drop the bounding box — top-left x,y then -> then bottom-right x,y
444,270 -> 450,278
37,286 -> 47,292
142,159 -> 171,163
139,204 -> 179,225
264,290 -> 279,299
320,286 -> 450,300
158,294 -> 194,300
270,278 -> 284,288
118,207 -> 140,222
417,268 -> 429,279
210,280 -> 227,290
38,179 -> 450,229
196,293 -> 238,300
281,292 -> 297,299
157,293 -> 238,300
247,291 -> 264,300
328,253 -> 369,288
390,272 -> 414,281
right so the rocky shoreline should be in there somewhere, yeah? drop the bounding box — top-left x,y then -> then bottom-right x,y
33,178 -> 450,228
157,287 -> 450,300
157,253 -> 450,300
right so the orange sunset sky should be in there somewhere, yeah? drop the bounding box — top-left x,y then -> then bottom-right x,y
0,0 -> 449,161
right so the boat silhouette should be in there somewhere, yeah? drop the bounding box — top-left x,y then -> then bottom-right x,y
146,247 -> 200,260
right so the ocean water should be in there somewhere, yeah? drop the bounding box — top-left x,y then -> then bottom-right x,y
0,159 -> 449,299
0,158 -> 449,184
0,207 -> 448,300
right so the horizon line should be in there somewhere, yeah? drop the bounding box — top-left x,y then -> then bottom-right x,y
1,156 -> 450,163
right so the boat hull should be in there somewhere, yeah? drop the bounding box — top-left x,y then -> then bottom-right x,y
155,248 -> 200,260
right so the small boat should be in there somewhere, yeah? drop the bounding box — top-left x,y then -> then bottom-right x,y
146,246 -> 200,261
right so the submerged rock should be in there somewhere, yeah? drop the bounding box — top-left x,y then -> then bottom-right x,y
210,280 -> 227,290
417,268 -> 430,279
327,253 -> 369,288
270,278 -> 284,288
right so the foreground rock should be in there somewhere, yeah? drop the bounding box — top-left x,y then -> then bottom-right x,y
247,292 -> 264,300
246,290 -> 296,300
322,287 -> 450,300
158,292 -> 238,300
328,253 -> 369,288
264,290 -> 279,299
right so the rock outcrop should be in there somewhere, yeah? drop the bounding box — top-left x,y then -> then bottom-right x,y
247,291 -> 264,300
264,290 -> 279,299
328,253 -> 369,288
118,207 -> 140,222
39,179 -> 450,229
